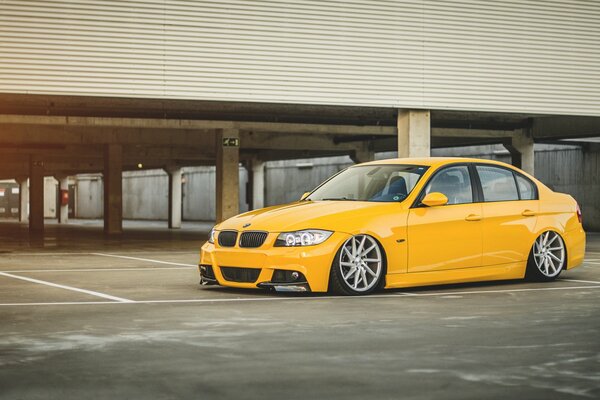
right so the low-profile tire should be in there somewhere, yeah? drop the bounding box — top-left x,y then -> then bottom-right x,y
526,230 -> 567,282
329,235 -> 386,296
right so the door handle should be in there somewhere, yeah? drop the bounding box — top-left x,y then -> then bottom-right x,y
521,210 -> 536,217
465,214 -> 482,222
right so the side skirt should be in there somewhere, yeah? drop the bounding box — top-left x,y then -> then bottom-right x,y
384,262 -> 526,289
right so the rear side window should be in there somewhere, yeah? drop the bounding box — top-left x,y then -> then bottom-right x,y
424,165 -> 473,205
515,174 -> 536,200
476,165 -> 519,202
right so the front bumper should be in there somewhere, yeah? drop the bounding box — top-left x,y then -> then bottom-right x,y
198,231 -> 350,292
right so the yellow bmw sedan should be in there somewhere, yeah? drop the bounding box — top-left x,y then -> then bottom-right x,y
199,158 -> 586,295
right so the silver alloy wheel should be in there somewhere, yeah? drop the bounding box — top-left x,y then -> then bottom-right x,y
339,235 -> 383,292
533,231 -> 565,278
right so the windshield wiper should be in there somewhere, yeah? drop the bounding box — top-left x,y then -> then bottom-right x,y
322,197 -> 357,201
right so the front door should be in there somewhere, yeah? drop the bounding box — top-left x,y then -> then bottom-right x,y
407,165 -> 483,273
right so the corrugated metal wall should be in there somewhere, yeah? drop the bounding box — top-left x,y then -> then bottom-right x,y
1,0 -> 599,115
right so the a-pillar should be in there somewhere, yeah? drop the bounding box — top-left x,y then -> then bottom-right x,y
16,177 -> 29,223
504,129 -> 535,175
251,159 -> 265,210
29,157 -> 44,234
57,176 -> 69,224
103,144 -> 123,235
166,167 -> 182,229
397,109 -> 431,157
215,129 -> 240,223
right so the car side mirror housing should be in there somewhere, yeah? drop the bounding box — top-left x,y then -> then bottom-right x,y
421,192 -> 448,207
300,192 -> 311,201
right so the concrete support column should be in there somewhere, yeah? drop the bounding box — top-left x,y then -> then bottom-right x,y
57,176 -> 69,224
103,144 -> 123,235
166,167 -> 182,229
504,129 -> 535,175
351,142 -> 375,164
16,178 -> 29,223
397,109 -> 431,157
216,129 -> 240,223
251,160 -> 265,210
29,157 -> 44,234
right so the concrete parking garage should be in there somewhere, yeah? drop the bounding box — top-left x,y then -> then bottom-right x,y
0,221 -> 599,399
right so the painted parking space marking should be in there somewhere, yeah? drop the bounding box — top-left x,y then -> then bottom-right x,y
0,271 -> 133,303
560,278 -> 600,285
0,267 -> 191,273
91,252 -> 196,267
393,285 -> 600,297
0,284 -> 599,307
2,251 -> 197,256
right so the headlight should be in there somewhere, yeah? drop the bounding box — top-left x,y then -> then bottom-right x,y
275,229 -> 333,247
208,227 -> 216,244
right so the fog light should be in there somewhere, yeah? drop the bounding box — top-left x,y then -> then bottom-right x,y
291,271 -> 299,280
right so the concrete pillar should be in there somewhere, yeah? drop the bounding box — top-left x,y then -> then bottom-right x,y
397,109 -> 431,157
103,144 -> 123,235
504,129 -> 535,175
16,178 -> 29,223
251,160 -> 265,210
29,157 -> 44,234
57,176 -> 69,224
166,167 -> 182,229
351,143 -> 375,164
216,129 -> 240,223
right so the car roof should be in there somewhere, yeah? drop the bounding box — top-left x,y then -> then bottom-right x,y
358,157 -> 514,169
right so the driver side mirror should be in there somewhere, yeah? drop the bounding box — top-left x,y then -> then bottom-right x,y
421,192 -> 448,207
300,192 -> 311,201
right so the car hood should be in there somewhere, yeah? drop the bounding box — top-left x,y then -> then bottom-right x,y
217,200 -> 403,233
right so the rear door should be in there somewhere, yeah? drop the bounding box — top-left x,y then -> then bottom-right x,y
475,164 -> 539,266
407,165 -> 483,273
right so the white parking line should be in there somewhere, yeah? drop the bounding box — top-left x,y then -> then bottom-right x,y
393,285 -> 600,297
560,278 -> 600,285
0,267 -> 191,273
0,271 -> 133,303
91,252 -> 196,267
0,284 -> 599,306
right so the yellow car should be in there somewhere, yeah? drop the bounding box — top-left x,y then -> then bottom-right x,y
199,157 -> 585,295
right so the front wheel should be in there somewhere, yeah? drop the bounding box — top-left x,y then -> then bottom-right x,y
526,230 -> 566,281
329,235 -> 385,295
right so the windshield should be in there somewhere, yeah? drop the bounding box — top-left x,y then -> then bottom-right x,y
306,164 -> 428,202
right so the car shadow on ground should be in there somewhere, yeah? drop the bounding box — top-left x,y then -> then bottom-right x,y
197,278 -> 561,298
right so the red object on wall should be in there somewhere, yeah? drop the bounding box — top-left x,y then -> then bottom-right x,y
60,189 -> 69,206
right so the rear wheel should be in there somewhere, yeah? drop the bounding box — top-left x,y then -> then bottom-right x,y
526,231 -> 566,281
329,235 -> 385,295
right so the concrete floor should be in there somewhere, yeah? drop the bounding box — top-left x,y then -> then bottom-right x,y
0,220 -> 599,400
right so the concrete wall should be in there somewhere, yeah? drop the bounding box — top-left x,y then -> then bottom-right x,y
69,146 -> 599,231
43,177 -> 57,218
265,157 -> 353,206
75,175 -> 103,219
123,170 -> 168,220
74,167 -> 248,222
182,167 -> 248,221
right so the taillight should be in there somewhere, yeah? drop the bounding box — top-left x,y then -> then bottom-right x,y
576,203 -> 582,224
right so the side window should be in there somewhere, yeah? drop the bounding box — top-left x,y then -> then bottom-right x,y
476,165 -> 519,202
515,174 -> 536,200
424,166 -> 473,205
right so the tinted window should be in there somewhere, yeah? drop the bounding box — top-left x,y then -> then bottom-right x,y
424,166 -> 473,205
516,174 -> 536,200
476,165 -> 519,202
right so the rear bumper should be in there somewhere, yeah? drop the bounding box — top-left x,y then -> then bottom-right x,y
199,232 -> 350,292
564,226 -> 586,270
